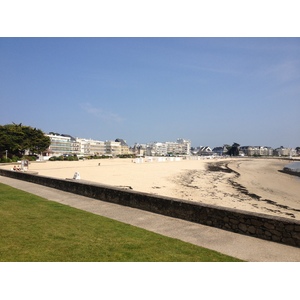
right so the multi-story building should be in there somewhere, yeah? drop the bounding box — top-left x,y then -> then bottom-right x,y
176,138 -> 191,155
166,142 -> 178,155
45,134 -> 107,157
115,139 -> 130,155
146,142 -> 167,156
71,139 -> 81,155
146,139 -> 191,156
273,147 -> 294,157
131,143 -> 146,157
240,146 -> 273,156
105,140 -> 121,157
76,138 -> 106,156
90,140 -> 106,156
45,133 -> 72,157
74,138 -> 88,156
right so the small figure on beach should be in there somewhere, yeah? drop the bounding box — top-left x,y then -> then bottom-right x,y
73,172 -> 81,180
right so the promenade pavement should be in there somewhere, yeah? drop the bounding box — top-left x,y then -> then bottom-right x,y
1,175 -> 300,262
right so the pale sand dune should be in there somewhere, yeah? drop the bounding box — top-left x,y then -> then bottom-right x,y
3,157 -> 300,220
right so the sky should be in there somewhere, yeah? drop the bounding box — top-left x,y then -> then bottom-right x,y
1,37 -> 300,148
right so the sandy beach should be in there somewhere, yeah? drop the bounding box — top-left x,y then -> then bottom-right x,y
2,157 -> 300,220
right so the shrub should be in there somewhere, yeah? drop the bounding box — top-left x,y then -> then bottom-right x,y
49,156 -> 64,161
66,155 -> 78,161
22,155 -> 37,161
117,154 -> 136,159
0,157 -> 12,163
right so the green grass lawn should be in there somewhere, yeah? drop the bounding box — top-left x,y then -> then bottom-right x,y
0,182 -> 243,262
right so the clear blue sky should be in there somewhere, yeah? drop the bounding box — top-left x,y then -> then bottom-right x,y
1,38 -> 299,148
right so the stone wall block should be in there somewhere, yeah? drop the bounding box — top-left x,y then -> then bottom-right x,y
291,231 -> 300,240
248,226 -> 256,234
229,218 -> 239,225
285,225 -> 295,231
271,235 -> 281,243
269,229 -> 281,237
263,222 -> 275,230
238,223 -> 248,232
294,226 -> 300,232
251,219 -> 263,227
265,230 -> 272,237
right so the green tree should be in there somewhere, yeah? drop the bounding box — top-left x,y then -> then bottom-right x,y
0,124 -> 25,156
227,142 -> 240,156
22,126 -> 50,155
0,123 -> 50,158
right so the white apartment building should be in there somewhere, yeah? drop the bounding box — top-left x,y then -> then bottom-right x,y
45,134 -> 72,157
146,142 -> 168,156
239,146 -> 273,156
71,139 -> 80,155
115,139 -> 130,155
105,140 -> 121,156
45,134 -> 107,157
131,143 -> 146,157
76,138 -> 106,156
177,139 -> 192,155
274,147 -> 295,157
146,139 -> 191,156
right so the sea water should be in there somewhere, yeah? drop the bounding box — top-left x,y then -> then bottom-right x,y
283,161 -> 300,173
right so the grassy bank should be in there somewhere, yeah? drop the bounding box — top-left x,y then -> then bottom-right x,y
0,183 -> 242,262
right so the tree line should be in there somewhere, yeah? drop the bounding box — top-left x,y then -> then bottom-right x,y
0,123 -> 50,162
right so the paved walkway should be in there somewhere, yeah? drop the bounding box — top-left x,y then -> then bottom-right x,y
1,175 -> 300,262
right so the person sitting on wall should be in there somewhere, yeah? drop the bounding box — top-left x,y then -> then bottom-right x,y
13,166 -> 17,171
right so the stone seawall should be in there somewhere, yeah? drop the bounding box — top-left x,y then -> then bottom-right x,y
1,168 -> 300,248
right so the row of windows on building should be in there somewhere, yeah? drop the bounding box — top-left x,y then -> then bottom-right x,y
44,134 -> 191,157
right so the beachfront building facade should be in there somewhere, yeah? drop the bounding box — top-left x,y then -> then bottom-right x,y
239,146 -> 274,156
45,134 -> 107,157
45,133 -> 72,157
75,138 -> 106,156
273,147 -> 295,157
131,143 -> 146,157
175,138 -> 191,155
146,142 -> 167,156
166,139 -> 191,155
71,139 -> 81,155
89,140 -> 106,156
145,139 -> 191,156
115,139 -> 130,155
165,142 -> 178,155
105,140 -> 121,157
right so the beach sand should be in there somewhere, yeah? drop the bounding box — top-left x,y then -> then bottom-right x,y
2,157 -> 300,220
